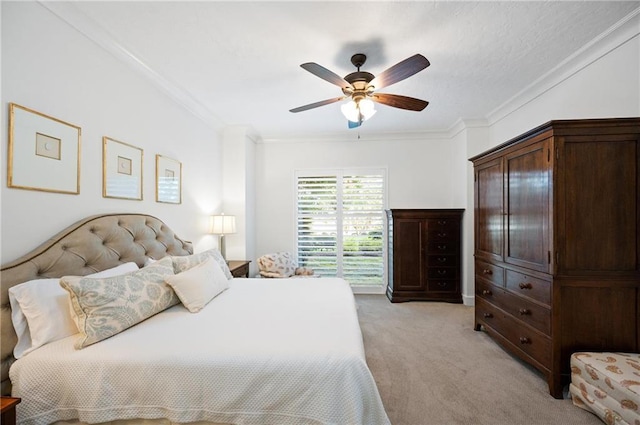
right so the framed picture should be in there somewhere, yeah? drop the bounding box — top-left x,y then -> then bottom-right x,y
156,155 -> 182,204
102,137 -> 143,200
8,103 -> 81,194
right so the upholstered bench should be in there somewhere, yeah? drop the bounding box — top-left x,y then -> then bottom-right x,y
570,352 -> 640,425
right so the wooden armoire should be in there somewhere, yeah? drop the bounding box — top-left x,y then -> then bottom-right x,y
470,118 -> 640,398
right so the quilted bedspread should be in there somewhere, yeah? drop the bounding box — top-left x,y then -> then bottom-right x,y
10,278 -> 390,425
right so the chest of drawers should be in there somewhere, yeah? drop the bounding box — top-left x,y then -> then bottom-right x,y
386,209 -> 464,303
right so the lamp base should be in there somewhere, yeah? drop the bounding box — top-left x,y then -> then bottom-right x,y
219,234 -> 227,260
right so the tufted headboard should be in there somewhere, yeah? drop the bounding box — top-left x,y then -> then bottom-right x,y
0,213 -> 193,395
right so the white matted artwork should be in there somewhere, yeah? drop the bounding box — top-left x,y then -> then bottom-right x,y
102,137 -> 143,200
156,154 -> 182,204
8,103 -> 81,194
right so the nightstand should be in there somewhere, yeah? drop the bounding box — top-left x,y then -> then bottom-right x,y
228,260 -> 251,278
1,396 -> 21,425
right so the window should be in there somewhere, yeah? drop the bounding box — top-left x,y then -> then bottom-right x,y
295,169 -> 386,287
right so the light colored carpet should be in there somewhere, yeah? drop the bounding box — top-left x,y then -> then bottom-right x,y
355,295 -> 602,425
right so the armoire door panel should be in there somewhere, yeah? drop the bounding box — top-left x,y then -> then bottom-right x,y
504,140 -> 551,273
393,219 -> 425,290
475,158 -> 503,262
559,138 -> 638,274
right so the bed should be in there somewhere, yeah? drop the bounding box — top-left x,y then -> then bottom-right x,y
0,213 -> 390,425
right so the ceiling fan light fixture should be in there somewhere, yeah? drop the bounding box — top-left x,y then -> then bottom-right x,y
341,99 -> 360,122
359,98 -> 376,119
341,98 -> 376,123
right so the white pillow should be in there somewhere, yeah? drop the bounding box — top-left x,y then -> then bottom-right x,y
9,262 -> 139,358
165,258 -> 229,313
172,249 -> 233,280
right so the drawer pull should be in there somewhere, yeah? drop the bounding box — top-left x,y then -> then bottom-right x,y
437,245 -> 447,250
437,270 -> 448,275
519,308 -> 531,315
437,282 -> 448,287
437,232 -> 447,238
519,337 -> 531,344
437,220 -> 447,225
483,313 -> 493,319
437,257 -> 447,263
481,289 -> 492,296
483,269 -> 493,275
519,282 -> 533,290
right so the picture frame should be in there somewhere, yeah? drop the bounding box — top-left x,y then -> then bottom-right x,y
102,137 -> 143,200
156,154 -> 182,204
8,103 -> 81,194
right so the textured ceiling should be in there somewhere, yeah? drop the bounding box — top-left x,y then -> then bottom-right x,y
59,1 -> 638,140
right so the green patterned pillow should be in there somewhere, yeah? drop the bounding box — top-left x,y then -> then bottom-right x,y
171,248 -> 233,280
60,256 -> 178,349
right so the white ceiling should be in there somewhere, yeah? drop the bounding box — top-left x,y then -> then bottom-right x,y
52,1 -> 639,140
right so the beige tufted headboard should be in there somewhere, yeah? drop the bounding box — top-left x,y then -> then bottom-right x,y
0,213 -> 193,395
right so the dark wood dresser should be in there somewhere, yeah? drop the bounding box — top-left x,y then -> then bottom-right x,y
386,209 -> 464,303
470,118 -> 640,398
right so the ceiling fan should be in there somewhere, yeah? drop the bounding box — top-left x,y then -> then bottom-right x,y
290,53 -> 430,128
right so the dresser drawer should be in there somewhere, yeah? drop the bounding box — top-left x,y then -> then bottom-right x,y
427,267 -> 458,280
505,270 -> 551,305
476,280 -> 550,335
427,254 -> 459,267
476,298 -> 551,368
427,280 -> 458,293
427,218 -> 459,241
427,241 -> 458,254
475,260 -> 504,287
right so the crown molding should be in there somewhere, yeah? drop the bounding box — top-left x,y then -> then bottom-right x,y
38,1 -> 226,131
486,6 -> 640,127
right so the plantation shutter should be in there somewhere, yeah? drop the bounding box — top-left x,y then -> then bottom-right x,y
295,169 -> 386,286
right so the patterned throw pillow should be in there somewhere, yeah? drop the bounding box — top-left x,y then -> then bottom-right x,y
258,252 -> 297,278
60,256 -> 178,349
171,249 -> 233,280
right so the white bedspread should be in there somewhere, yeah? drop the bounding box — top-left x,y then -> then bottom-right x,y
10,278 -> 390,425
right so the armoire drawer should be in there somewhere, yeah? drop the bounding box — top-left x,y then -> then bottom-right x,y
475,260 -> 504,287
427,227 -> 459,241
427,280 -> 458,293
427,254 -> 459,267
476,279 -> 550,335
475,298 -> 551,368
427,241 -> 458,254
427,267 -> 458,280
505,270 -> 551,305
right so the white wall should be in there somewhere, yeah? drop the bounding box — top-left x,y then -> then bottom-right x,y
1,2 -> 223,263
254,134 -> 466,272
484,25 -> 640,151
222,126 -> 257,274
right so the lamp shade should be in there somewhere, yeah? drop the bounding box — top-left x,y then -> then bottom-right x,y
209,214 -> 236,235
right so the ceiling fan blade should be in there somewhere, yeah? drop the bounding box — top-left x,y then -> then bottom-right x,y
300,62 -> 352,89
371,93 -> 429,111
369,54 -> 430,90
289,96 -> 346,113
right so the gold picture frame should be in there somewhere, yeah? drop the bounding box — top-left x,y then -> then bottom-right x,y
156,154 -> 182,204
103,137 -> 143,200
8,103 -> 81,194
